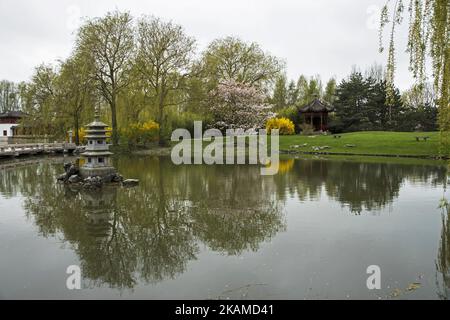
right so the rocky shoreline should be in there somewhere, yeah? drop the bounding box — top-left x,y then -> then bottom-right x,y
57,162 -> 139,189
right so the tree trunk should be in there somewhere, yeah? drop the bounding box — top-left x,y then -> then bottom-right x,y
157,105 -> 165,147
74,115 -> 80,145
110,97 -> 119,146
157,90 -> 166,147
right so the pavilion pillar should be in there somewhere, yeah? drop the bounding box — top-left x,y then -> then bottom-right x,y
320,114 -> 323,131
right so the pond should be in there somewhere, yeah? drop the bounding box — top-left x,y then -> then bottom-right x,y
0,155 -> 449,299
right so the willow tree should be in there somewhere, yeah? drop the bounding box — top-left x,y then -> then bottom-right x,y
201,37 -> 283,92
379,0 -> 449,137
135,16 -> 196,145
76,11 -> 135,145
55,51 -> 96,145
21,64 -> 58,136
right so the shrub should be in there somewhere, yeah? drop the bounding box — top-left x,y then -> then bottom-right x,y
277,106 -> 298,122
277,106 -> 301,133
140,120 -> 160,142
168,111 -> 211,136
120,120 -> 159,146
106,126 -> 112,144
327,117 -> 345,134
299,123 -> 315,135
266,117 -> 295,135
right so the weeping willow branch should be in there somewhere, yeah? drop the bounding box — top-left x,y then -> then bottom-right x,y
379,0 -> 449,147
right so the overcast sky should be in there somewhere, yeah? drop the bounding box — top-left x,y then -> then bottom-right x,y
0,0 -> 415,90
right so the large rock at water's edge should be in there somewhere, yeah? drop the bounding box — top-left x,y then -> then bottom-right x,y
63,162 -> 72,173
57,163 -> 80,183
68,175 -> 82,184
101,173 -> 123,183
67,165 -> 79,177
101,174 -> 114,183
122,179 -> 139,187
112,174 -> 124,183
82,176 -> 103,189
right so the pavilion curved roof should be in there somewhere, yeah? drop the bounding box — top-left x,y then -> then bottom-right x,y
298,98 -> 334,113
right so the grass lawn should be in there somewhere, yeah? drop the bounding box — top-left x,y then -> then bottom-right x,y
278,131 -> 444,158
132,131 -> 445,160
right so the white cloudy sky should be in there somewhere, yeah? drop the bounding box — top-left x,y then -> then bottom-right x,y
0,0 -> 415,89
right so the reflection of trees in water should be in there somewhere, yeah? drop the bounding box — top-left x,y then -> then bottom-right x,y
118,157 -> 286,256
273,158 -> 446,214
1,156 -> 446,290
0,161 -> 59,201
3,157 -> 285,290
184,165 -> 285,255
324,161 -> 403,213
436,208 -> 450,299
21,171 -> 200,289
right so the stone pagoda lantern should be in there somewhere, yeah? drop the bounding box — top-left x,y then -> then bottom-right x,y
79,108 -> 116,178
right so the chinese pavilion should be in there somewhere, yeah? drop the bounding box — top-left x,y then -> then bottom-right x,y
298,98 -> 334,132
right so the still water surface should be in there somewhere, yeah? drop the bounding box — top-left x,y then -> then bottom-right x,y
0,155 -> 449,299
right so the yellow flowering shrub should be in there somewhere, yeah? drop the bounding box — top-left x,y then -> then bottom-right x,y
105,126 -> 112,144
121,120 -> 160,145
106,126 -> 112,137
78,128 -> 87,144
266,117 -> 295,135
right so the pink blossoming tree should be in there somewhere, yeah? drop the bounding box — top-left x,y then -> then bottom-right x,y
209,80 -> 275,131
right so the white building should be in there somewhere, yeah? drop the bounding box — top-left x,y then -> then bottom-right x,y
0,111 -> 25,144
0,111 -> 24,137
